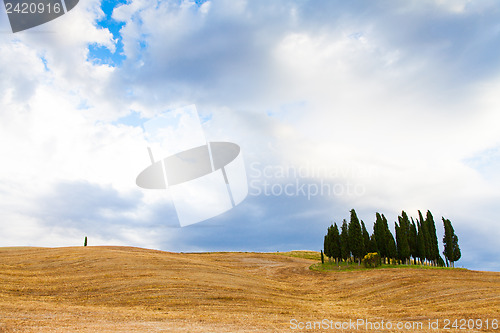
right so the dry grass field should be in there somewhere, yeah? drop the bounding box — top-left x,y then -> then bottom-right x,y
0,246 -> 498,332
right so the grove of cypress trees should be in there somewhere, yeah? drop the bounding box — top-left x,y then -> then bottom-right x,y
322,209 -> 462,269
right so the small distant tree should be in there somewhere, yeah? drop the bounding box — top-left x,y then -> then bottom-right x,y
84,236 -> 87,247
321,250 -> 324,264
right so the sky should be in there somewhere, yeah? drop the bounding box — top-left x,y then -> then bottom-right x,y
1,0 -> 500,271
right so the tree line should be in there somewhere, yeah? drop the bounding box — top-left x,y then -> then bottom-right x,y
323,209 -> 461,267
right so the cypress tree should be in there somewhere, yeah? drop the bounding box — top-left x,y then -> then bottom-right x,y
436,254 -> 446,267
340,219 -> 350,263
417,211 -> 428,265
382,214 -> 396,261
396,211 -> 411,265
321,250 -> 324,264
373,213 -> 386,261
426,210 -> 440,265
409,218 -> 418,264
395,222 -> 400,263
381,214 -> 397,264
442,217 -> 461,267
331,223 -> 341,265
361,220 -> 370,256
84,236 -> 87,247
442,218 -> 452,267
451,233 -> 461,267
416,220 -> 425,265
324,224 -> 333,261
323,234 -> 330,261
368,234 -> 378,253
348,209 -> 365,265
385,229 -> 397,264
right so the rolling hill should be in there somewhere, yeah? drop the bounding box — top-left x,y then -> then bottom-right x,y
0,246 -> 498,332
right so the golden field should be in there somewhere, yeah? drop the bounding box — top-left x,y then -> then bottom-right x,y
0,246 -> 498,332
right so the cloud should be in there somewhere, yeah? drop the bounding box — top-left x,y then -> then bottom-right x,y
104,0 -> 500,109
37,181 -> 142,227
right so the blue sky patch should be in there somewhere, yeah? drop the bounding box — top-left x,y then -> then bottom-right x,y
114,110 -> 146,127
87,0 -> 128,66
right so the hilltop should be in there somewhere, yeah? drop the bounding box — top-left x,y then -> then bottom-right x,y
0,247 -> 498,332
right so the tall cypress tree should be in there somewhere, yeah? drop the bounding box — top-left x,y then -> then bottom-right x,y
373,213 -> 386,261
442,218 -> 452,267
417,211 -> 428,265
426,210 -> 439,265
396,211 -> 411,265
324,224 -> 333,261
340,219 -> 350,262
416,220 -> 425,265
331,223 -> 341,265
442,217 -> 461,268
395,222 -> 400,263
385,228 -> 397,264
361,220 -> 370,256
368,234 -> 378,253
379,214 -> 396,263
409,218 -> 418,264
451,233 -> 461,267
348,209 -> 365,265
